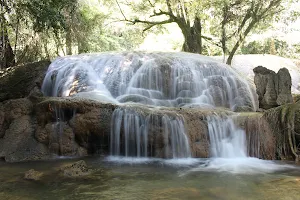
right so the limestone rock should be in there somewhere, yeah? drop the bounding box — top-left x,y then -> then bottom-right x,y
3,98 -> 33,122
253,66 -> 292,109
235,112 -> 275,159
60,160 -> 91,177
277,68 -> 293,105
24,169 -> 43,181
0,61 -> 50,102
0,116 -> 50,162
262,103 -> 300,160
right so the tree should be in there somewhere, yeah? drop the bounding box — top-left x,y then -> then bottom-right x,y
72,2 -> 145,53
116,0 -> 289,65
116,0 -> 213,54
211,0 -> 287,65
24,0 -> 79,55
0,0 -> 81,65
241,38 -> 292,58
0,0 -> 15,69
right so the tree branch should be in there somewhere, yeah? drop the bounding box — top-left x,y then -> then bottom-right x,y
165,0 -> 175,17
132,18 -> 174,26
202,35 -> 222,48
115,0 -> 128,21
151,9 -> 173,18
147,0 -> 155,8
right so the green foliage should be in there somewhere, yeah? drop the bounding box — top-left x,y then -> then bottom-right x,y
294,44 -> 300,53
24,0 -> 77,32
2,0 -> 146,64
241,38 -> 295,58
1,0 -> 298,67
241,41 -> 265,54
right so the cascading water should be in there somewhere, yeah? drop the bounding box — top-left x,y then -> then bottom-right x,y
41,52 -> 257,111
186,114 -> 293,174
110,107 -> 191,158
41,52 -> 259,161
207,115 -> 247,158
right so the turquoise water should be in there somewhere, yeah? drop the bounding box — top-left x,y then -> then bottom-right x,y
0,157 -> 300,200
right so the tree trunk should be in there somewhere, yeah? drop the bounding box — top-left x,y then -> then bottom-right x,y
66,27 -> 72,55
226,20 -> 257,65
181,17 -> 202,54
221,4 -> 228,62
77,35 -> 88,54
0,1 -> 15,69
0,30 -> 15,69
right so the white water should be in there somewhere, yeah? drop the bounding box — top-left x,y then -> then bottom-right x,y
110,107 -> 191,158
41,52 -> 294,174
106,113 -> 295,174
42,52 -> 257,111
207,115 -> 247,158
193,115 -> 295,174
41,52 -> 258,160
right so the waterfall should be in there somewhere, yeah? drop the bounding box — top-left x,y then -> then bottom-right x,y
41,52 -> 257,111
40,52 -> 259,160
207,115 -> 247,158
110,107 -> 191,158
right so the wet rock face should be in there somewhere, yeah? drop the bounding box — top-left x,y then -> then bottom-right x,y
0,59 -> 283,162
263,103 -> 300,160
0,113 -> 50,162
235,113 -> 276,159
254,66 -> 293,109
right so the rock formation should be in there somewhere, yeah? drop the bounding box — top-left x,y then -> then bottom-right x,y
24,169 -> 44,181
60,160 -> 92,177
263,103 -> 300,161
0,60 -> 297,162
0,60 -> 50,102
253,66 -> 293,109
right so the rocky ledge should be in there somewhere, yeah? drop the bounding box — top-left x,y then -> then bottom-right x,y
0,61 -> 298,162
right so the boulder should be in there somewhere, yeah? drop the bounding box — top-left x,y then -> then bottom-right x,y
0,115 -> 50,162
0,107 -> 4,138
24,169 -> 44,181
3,98 -> 33,122
0,60 -> 50,102
253,66 -> 292,109
60,160 -> 91,177
263,103 -> 300,161
277,68 -> 293,105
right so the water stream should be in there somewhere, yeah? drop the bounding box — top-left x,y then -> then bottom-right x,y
40,52 -> 293,174
110,107 -> 190,158
1,52 -> 299,199
207,115 -> 247,158
42,52 -> 257,110
0,157 -> 299,200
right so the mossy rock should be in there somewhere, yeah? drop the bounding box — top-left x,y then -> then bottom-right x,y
264,103 -> 300,160
0,60 -> 50,102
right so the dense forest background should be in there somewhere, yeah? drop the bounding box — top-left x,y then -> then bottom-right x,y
1,0 -> 299,69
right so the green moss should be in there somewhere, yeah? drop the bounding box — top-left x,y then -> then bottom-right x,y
265,103 -> 300,161
0,60 -> 50,102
